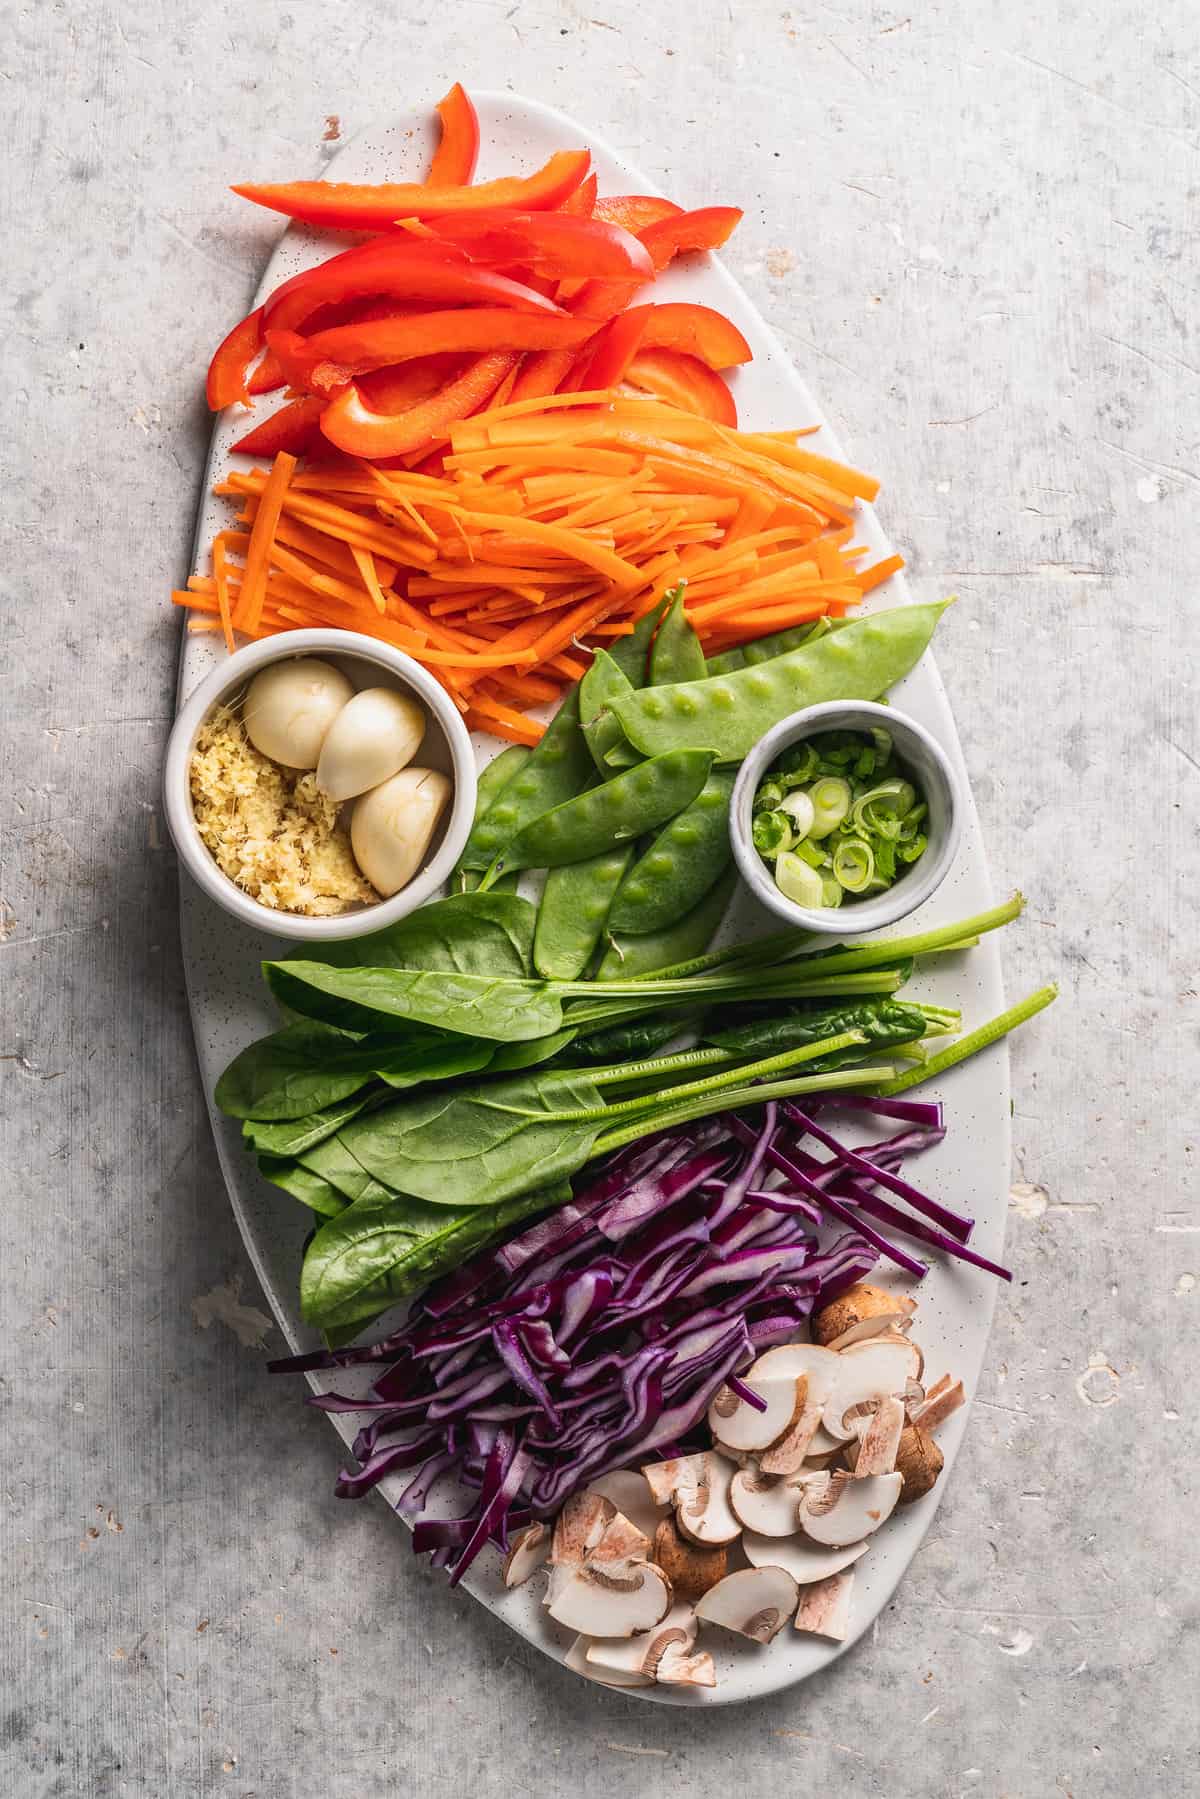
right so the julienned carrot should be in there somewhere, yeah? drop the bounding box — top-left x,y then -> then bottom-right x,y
854,553 -> 905,593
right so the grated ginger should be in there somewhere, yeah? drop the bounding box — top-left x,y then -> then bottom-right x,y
189,704 -> 379,916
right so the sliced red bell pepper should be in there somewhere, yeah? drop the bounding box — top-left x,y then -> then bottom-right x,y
638,205 -> 743,271
268,310 -> 596,391
624,348 -> 738,426
560,173 -> 598,217
422,210 -> 654,279
231,150 -> 591,229
231,394 -> 327,456
319,352 -> 517,457
562,303 -> 653,391
428,83 -> 480,186
359,356 -> 467,411
262,239 -> 562,332
639,302 -> 752,369
247,347 -> 286,395
593,194 -> 682,233
207,306 -> 264,409
509,347 -> 580,403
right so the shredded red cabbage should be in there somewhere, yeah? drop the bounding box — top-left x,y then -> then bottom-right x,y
269,1095 -> 1007,1582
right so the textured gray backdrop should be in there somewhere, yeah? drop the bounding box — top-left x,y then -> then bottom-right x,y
1,3 -> 1195,1794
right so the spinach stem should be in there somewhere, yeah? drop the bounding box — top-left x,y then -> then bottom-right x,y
875,985 -> 1058,1095
591,1065 -> 892,1156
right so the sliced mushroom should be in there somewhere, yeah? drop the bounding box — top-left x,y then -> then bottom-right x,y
694,1566 -> 799,1643
794,1568 -> 855,1642
642,1451 -> 741,1547
850,1394 -> 906,1478
586,1470 -> 667,1541
910,1378 -> 964,1434
652,1517 -> 728,1602
547,1558 -> 672,1638
894,1424 -> 944,1503
821,1337 -> 923,1441
588,1509 -> 652,1567
502,1521 -> 550,1588
748,1343 -> 842,1408
757,1399 -> 824,1476
729,1467 -> 812,1537
811,1283 -> 917,1350
545,1491 -> 616,1608
656,1643 -> 717,1688
585,1603 -> 697,1680
742,1529 -> 869,1585
563,1634 -> 651,1688
708,1374 -> 808,1453
798,1471 -> 902,1546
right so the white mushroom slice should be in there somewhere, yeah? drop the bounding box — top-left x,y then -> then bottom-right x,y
821,1338 -> 923,1441
502,1521 -> 550,1588
547,1559 -> 672,1638
794,1569 -> 855,1642
563,1635 -> 651,1688
757,1400 -> 824,1476
586,1470 -> 667,1541
708,1374 -> 807,1453
585,1603 -> 697,1680
656,1643 -> 717,1688
642,1452 -> 741,1547
588,1510 -> 652,1567
743,1530 -> 869,1585
729,1467 -> 812,1537
851,1394 -> 906,1479
748,1343 -> 842,1410
811,1283 -> 917,1350
806,1423 -> 845,1459
545,1491 -> 615,1608
798,1471 -> 902,1546
923,1372 -> 953,1406
910,1378 -> 965,1434
694,1566 -> 799,1643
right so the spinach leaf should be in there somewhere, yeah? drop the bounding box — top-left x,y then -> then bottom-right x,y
311,890 -> 536,978
265,961 -> 566,1042
487,1027 -> 579,1072
257,1155 -> 347,1218
296,1132 -> 402,1206
243,1091 -> 377,1157
215,1020 -> 388,1121
337,1070 -> 604,1207
705,998 -> 929,1059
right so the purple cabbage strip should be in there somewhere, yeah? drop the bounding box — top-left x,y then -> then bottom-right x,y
784,1103 -> 973,1243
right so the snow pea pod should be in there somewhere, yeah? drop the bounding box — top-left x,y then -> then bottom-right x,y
649,592 -> 706,685
452,744 -> 530,890
580,649 -> 637,773
612,601 -> 950,764
486,749 -> 715,879
705,617 -> 829,677
607,588 -> 675,683
597,865 -> 737,981
606,769 -> 736,935
458,687 -> 592,871
533,842 -> 636,979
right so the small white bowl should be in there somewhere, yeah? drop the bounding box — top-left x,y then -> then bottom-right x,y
163,628 -> 477,943
730,700 -> 962,936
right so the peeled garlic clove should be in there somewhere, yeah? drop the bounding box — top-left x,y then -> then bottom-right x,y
351,767 -> 451,897
316,687 -> 426,801
243,658 -> 354,769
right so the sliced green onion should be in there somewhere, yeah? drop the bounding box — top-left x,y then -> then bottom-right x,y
833,837 -> 875,893
795,837 -> 827,870
779,789 -> 815,838
752,809 -> 793,859
806,776 -> 852,839
753,778 -> 788,815
870,726 -> 893,762
819,876 -> 844,908
775,852 -> 826,908
897,833 -> 927,864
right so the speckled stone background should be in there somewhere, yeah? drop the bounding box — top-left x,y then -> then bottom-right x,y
1,4 -> 1195,1795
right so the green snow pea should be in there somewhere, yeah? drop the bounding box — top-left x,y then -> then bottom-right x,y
597,865 -> 737,981
580,649 -> 637,773
452,745 -> 530,889
533,842 -> 636,979
607,588 -> 675,683
457,688 -> 592,872
612,602 -> 950,764
649,592 -> 706,686
484,749 -> 715,880
606,769 -> 735,935
705,617 -> 830,677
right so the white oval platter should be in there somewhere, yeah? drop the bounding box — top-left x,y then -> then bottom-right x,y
176,91 -> 1010,1706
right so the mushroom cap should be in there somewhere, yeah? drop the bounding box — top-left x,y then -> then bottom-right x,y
798,1471 -> 903,1546
694,1566 -> 800,1643
586,1470 -> 667,1541
742,1530 -> 870,1585
894,1423 -> 944,1503
708,1374 -> 807,1453
729,1467 -> 811,1537
652,1517 -> 728,1602
811,1283 -> 916,1350
547,1559 -> 673,1638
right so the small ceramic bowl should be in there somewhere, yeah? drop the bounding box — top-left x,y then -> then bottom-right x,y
730,700 -> 962,936
163,628 -> 477,943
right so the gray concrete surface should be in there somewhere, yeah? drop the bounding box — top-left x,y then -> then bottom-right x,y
1,3 -> 1196,1794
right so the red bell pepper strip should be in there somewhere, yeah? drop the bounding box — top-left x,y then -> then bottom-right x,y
562,303 -> 653,391
262,239 -> 563,332
320,352 -> 517,457
639,302 -> 752,369
638,206 -> 743,271
231,394 -> 327,457
560,172 -> 598,217
428,83 -> 479,186
268,310 -> 596,391
247,347 -> 286,395
421,210 -> 654,279
624,348 -> 738,426
231,150 -> 592,229
509,347 -> 580,403
207,306 -> 264,409
593,194 -> 682,232
359,356 -> 467,410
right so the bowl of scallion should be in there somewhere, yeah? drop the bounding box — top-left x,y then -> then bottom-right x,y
730,700 -> 963,934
